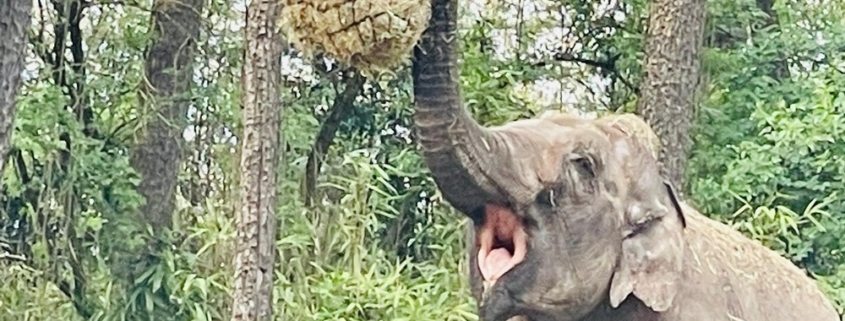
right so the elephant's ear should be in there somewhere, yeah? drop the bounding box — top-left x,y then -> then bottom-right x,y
609,179 -> 687,312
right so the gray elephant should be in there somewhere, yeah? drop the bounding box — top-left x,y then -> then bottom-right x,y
410,0 -> 841,320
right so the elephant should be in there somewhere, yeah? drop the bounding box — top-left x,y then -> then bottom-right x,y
410,0 -> 841,320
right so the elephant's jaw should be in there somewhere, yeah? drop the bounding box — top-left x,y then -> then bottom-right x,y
478,204 -> 528,286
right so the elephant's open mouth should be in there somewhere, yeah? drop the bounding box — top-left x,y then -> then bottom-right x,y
478,205 -> 528,284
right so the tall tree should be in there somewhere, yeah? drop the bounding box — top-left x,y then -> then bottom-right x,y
636,0 -> 706,191
0,0 -> 31,188
229,0 -> 283,320
122,0 -> 203,317
753,0 -> 789,80
130,0 -> 204,231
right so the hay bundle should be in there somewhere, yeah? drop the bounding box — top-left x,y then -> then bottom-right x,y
280,0 -> 431,75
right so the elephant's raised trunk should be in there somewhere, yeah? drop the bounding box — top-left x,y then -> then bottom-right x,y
412,0 -> 510,214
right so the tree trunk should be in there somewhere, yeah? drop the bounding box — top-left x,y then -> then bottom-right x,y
754,0 -> 789,80
0,0 -> 31,191
636,0 -> 706,193
129,0 -> 204,230
229,0 -> 283,320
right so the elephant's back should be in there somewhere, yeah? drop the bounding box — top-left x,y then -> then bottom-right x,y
678,204 -> 839,320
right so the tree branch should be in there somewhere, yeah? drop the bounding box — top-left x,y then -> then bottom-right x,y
303,70 -> 365,206
0,252 -> 27,262
548,52 -> 639,94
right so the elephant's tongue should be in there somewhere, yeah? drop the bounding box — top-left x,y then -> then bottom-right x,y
478,204 -> 528,283
483,248 -> 515,280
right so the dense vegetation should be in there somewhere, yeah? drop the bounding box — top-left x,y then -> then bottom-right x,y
1,0 -> 843,320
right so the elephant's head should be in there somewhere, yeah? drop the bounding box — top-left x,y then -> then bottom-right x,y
412,1 -> 687,320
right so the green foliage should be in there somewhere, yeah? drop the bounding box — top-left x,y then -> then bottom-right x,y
1,0 -> 844,319
691,69 -> 845,310
273,153 -> 475,320
687,0 -> 845,313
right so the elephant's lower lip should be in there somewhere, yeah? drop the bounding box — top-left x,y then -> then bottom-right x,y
478,286 -> 524,321
477,204 -> 528,284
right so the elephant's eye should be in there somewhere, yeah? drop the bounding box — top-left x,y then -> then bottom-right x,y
568,154 -> 596,179
565,152 -> 599,195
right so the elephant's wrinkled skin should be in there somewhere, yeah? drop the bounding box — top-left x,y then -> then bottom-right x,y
411,0 -> 840,320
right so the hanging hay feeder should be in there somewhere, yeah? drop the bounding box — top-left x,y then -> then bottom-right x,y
280,0 -> 431,75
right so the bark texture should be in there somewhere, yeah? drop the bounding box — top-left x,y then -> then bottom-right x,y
636,0 -> 706,192
130,0 -> 204,230
0,0 -> 31,188
229,1 -> 283,320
